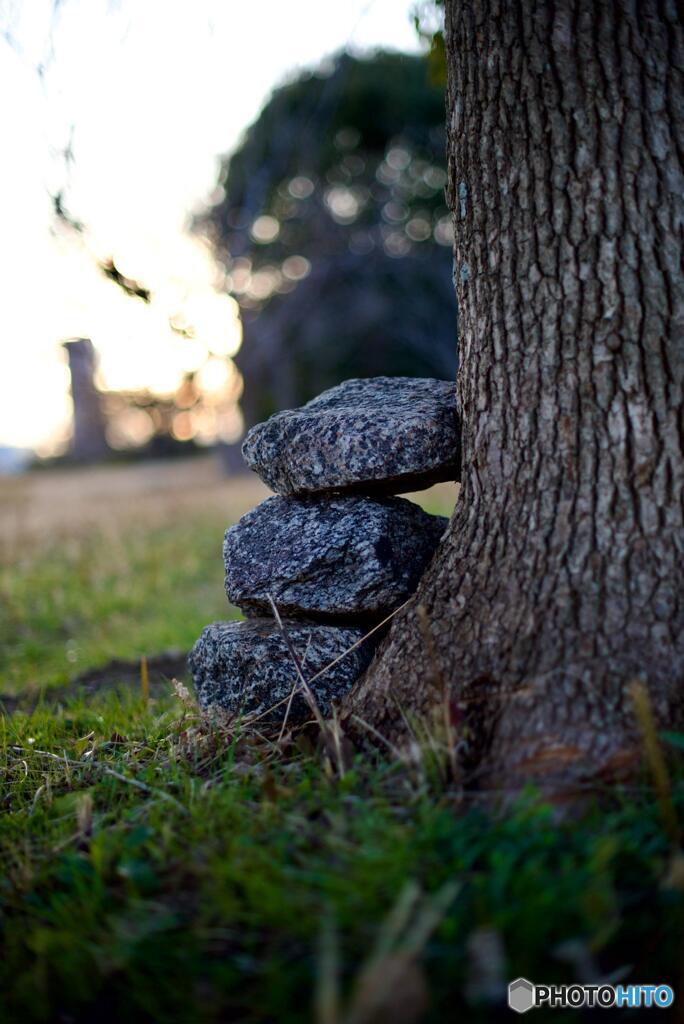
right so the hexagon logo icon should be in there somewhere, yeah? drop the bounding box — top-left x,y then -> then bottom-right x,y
508,978 -> 535,1014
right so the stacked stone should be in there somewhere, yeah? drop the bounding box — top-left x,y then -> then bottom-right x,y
188,377 -> 459,723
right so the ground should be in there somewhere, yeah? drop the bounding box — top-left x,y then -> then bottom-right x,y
1,457 -> 682,1022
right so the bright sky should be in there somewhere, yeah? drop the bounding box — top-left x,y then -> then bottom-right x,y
0,0 -> 422,453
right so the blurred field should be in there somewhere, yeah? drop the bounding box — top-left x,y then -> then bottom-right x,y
0,455 -> 457,699
0,457 -> 264,699
0,455 -> 270,550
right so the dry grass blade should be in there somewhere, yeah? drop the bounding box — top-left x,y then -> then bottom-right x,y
400,880 -> 460,956
341,880 -> 459,1024
228,598 -> 412,737
307,598 -> 411,685
350,714 -> 404,761
267,594 -> 345,775
367,881 -> 421,964
329,705 -> 347,775
277,635 -> 315,744
140,655 -> 149,705
266,594 -> 326,730
629,679 -> 679,846
76,792 -> 94,836
29,784 -> 46,815
101,766 -> 188,814
277,681 -> 300,744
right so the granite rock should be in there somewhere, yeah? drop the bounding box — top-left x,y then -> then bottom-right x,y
223,494 -> 447,620
188,618 -> 377,721
241,376 -> 459,496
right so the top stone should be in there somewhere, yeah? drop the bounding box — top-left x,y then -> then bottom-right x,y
241,376 -> 459,496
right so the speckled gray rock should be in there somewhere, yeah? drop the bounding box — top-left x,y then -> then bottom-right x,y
188,618 -> 377,721
241,376 -> 459,496
224,494 -> 447,621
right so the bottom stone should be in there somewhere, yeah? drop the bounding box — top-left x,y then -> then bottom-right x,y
188,618 -> 377,722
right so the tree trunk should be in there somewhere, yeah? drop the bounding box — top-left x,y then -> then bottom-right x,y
344,0 -> 684,795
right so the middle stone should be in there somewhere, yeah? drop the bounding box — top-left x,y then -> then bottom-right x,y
224,494 -> 448,622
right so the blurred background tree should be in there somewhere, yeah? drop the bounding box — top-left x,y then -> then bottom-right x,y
1,2 -> 454,467
198,50 -> 457,428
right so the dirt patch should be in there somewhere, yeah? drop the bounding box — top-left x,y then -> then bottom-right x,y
0,650 -> 190,715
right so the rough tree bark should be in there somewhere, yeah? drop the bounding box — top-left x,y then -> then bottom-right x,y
344,0 -> 684,794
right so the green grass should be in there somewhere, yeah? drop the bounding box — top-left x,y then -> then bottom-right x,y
1,476 -> 683,1022
0,511 -> 233,695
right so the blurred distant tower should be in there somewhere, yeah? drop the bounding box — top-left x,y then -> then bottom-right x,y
63,338 -> 110,461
